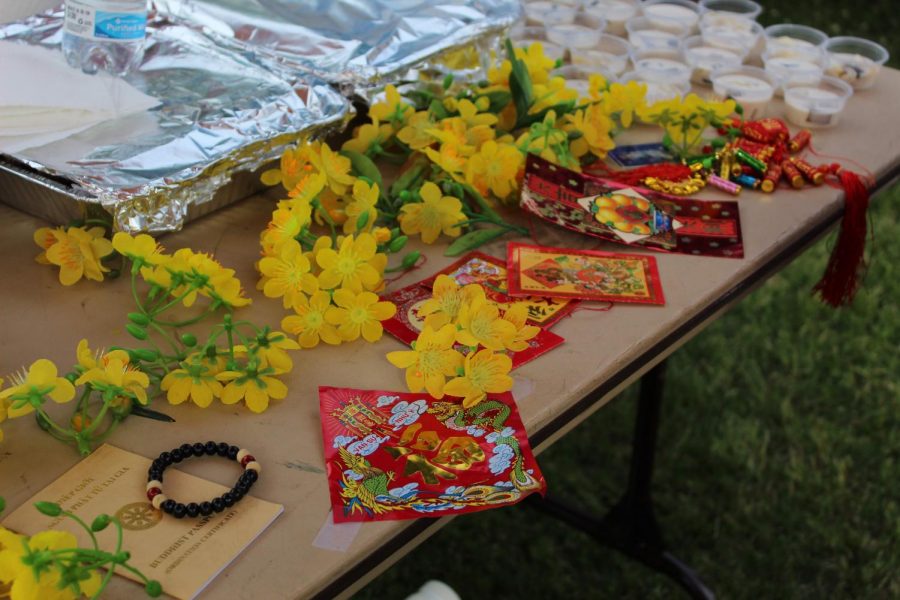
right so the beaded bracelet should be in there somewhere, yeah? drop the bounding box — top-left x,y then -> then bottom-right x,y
146,441 -> 260,519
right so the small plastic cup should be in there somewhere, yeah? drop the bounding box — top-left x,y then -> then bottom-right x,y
547,23 -> 603,51
626,16 -> 688,54
510,25 -> 545,42
582,0 -> 640,37
683,35 -> 746,85
524,1 -> 578,26
571,34 -> 632,77
824,36 -> 889,90
620,71 -> 690,104
698,0 -> 762,23
701,18 -> 764,59
765,24 -> 828,58
763,48 -> 824,96
576,11 -> 608,32
711,65 -> 776,119
642,0 -> 702,33
783,76 -> 853,128
632,50 -> 692,87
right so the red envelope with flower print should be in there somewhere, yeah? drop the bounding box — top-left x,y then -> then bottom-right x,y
507,242 -> 665,305
319,386 -> 546,523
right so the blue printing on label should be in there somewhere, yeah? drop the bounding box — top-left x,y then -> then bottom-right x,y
94,12 -> 146,40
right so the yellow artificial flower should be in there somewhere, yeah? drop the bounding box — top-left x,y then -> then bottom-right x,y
386,324 -> 464,399
500,303 -> 541,352
443,349 -> 514,408
343,179 -> 379,234
260,143 -> 316,191
453,98 -> 499,129
398,181 -> 466,244
565,103 -> 616,160
315,233 -> 383,292
427,117 -> 494,156
368,84 -> 412,127
0,528 -> 102,600
44,226 -> 113,286
341,119 -> 395,156
161,359 -> 223,408
207,270 -> 252,309
530,76 -> 579,115
285,170 -> 327,208
258,240 -> 318,309
253,330 -> 300,373
261,207 -> 304,254
424,143 -> 468,181
216,368 -> 288,414
314,189 -> 349,226
32,226 -> 65,265
326,289 -> 397,342
604,81 -> 648,128
0,359 -> 75,418
418,275 -> 486,329
75,339 -> 130,374
465,139 -> 524,200
397,110 -> 437,150
76,355 -> 150,405
488,43 -> 556,88
373,226 -> 392,244
455,296 -> 517,351
586,73 -> 608,101
636,96 -> 683,125
111,232 -> 166,267
282,291 -> 342,348
309,141 -> 356,196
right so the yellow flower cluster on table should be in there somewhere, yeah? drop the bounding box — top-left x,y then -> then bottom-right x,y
34,225 -> 113,285
637,93 -> 737,158
386,275 -> 540,408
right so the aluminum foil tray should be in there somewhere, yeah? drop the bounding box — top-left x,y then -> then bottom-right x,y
0,9 -> 350,232
154,0 -> 521,93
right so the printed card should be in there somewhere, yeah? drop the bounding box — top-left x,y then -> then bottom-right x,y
507,242 -> 666,305
319,386 -> 545,523
1,445 -> 283,600
608,142 -> 674,167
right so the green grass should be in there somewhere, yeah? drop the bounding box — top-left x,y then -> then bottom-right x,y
355,3 -> 900,598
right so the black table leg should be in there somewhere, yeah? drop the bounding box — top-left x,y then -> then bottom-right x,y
528,360 -> 715,600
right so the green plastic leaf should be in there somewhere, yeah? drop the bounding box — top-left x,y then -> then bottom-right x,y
445,227 -> 508,256
355,210 -> 370,232
91,514 -> 111,532
479,90 -> 512,113
339,150 -> 383,193
34,501 -> 62,517
125,323 -> 148,341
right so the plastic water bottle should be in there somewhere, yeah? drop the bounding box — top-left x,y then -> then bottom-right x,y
62,0 -> 148,76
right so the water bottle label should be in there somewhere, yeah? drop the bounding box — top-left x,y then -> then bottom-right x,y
65,0 -> 146,41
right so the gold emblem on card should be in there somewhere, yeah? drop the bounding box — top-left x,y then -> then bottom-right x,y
115,502 -> 161,531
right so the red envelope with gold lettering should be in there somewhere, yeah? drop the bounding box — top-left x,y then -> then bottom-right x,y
320,386 -> 546,522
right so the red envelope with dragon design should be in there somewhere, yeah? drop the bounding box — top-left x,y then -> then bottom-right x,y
319,386 -> 546,522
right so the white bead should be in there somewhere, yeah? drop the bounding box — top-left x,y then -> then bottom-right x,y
151,494 -> 168,510
245,461 -> 261,473
146,480 -> 163,492
236,449 -> 250,463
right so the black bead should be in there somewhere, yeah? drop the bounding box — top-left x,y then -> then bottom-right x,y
227,445 -> 239,460
240,470 -> 258,484
161,499 -> 176,514
186,503 -> 200,518
159,451 -> 172,465
192,442 -> 205,456
199,502 -> 213,517
231,487 -> 245,501
216,442 -> 229,457
172,503 -> 187,518
222,492 -> 235,507
170,448 -> 183,462
204,441 -> 217,455
212,498 -> 226,512
148,469 -> 163,482
151,459 -> 165,471
179,443 -> 193,457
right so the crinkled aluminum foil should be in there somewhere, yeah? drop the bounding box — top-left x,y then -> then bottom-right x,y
0,9 -> 350,232
153,0 -> 521,94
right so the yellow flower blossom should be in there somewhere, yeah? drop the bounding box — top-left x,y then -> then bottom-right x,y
216,368 -> 288,413
161,359 -> 222,408
0,359 -> 75,418
452,98 -> 499,128
76,355 -> 150,405
465,139 -> 524,200
258,240 -> 318,309
260,143 -> 315,191
444,349 -> 514,408
386,324 -> 464,399
424,143 -> 467,181
341,119 -> 395,156
44,226 -> 113,286
565,103 -> 616,160
418,275 -> 486,329
325,289 -> 397,342
427,117 -> 494,156
315,233 -> 383,292
112,232 -> 166,267
373,226 -> 392,244
530,76 -> 579,116
604,81 -> 648,128
587,73 -> 608,101
309,141 -> 356,196
397,110 -> 437,150
261,207 -> 304,253
455,296 -> 517,351
368,84 -> 412,127
33,226 -> 65,265
398,182 -> 466,244
500,303 -> 541,352
285,170 -> 326,207
0,529 -> 103,600
253,330 -> 300,373
343,179 -> 379,234
282,291 -> 342,348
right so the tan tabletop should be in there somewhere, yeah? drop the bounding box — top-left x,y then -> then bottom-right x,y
1,70 -> 899,599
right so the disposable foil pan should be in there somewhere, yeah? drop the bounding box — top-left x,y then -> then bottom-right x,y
0,9 -> 350,232
153,0 -> 521,94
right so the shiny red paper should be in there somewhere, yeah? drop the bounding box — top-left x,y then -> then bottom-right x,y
319,386 -> 546,522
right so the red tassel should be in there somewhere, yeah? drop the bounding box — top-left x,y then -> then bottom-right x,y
812,169 -> 870,307
585,162 -> 693,187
